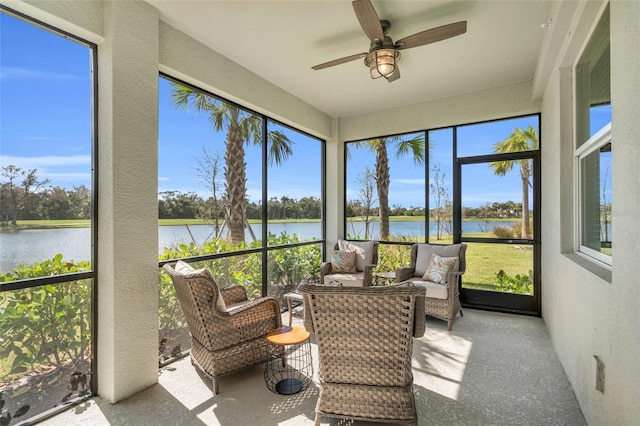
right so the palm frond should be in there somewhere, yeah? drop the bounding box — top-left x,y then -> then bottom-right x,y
171,83 -> 211,113
394,134 -> 425,165
267,131 -> 294,165
490,159 -> 514,176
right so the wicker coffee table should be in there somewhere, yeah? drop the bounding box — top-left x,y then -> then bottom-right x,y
264,326 -> 313,395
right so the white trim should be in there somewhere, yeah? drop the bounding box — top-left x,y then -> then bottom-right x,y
574,124 -> 612,266
575,122 -> 611,157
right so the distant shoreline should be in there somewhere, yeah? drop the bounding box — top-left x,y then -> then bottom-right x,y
0,216 -> 519,232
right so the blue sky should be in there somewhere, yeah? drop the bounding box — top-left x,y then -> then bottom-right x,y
1,13 -> 92,188
1,11 -> 611,211
157,77 -> 323,203
346,115 -> 541,209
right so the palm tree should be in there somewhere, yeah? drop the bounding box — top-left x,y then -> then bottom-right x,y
354,135 -> 425,240
172,83 -> 293,245
489,126 -> 538,239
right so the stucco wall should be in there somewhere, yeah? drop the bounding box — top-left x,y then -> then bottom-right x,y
541,1 -> 640,424
339,80 -> 540,142
5,1 -> 639,422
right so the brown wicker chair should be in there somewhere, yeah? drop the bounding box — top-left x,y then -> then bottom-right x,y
320,240 -> 379,286
395,243 -> 467,330
299,283 -> 426,426
163,261 -> 282,394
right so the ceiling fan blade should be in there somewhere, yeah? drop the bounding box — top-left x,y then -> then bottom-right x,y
311,52 -> 368,70
352,0 -> 385,41
395,21 -> 467,50
385,66 -> 400,83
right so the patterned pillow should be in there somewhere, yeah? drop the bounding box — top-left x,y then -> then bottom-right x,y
330,250 -> 357,273
422,254 -> 458,284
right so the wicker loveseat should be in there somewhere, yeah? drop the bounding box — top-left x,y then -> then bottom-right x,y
320,239 -> 379,287
163,261 -> 282,394
395,243 -> 467,330
299,283 -> 426,426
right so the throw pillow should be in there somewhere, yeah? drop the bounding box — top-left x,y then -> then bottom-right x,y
174,260 -> 226,312
338,240 -> 375,271
422,254 -> 458,284
330,250 -> 357,273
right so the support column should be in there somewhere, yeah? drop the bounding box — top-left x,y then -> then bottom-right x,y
325,117 -> 344,250
97,0 -> 159,402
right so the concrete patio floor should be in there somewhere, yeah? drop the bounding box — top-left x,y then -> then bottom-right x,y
41,309 -> 586,425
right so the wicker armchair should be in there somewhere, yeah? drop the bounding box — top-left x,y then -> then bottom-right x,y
298,283 -> 426,426
163,261 -> 282,394
395,243 -> 467,330
320,240 -> 379,286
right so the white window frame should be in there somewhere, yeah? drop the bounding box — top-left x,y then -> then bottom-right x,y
574,123 -> 612,267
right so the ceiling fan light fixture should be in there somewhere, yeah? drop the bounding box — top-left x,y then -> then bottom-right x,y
365,48 -> 400,79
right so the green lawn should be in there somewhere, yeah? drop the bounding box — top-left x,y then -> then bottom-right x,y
1,219 -> 91,231
413,234 -> 534,293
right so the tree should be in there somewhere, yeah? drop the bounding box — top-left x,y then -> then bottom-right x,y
195,147 -> 225,238
172,84 -> 294,244
490,126 -> 538,239
1,165 -> 50,225
430,163 -> 452,240
350,167 -> 377,239
353,134 -> 425,240
68,185 -> 92,219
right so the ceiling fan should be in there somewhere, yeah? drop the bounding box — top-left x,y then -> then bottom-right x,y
312,0 -> 467,82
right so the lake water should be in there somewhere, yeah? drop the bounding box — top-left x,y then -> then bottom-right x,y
0,220 -> 519,272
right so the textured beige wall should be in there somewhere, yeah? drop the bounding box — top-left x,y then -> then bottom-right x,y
96,1 -> 160,402
541,1 -> 640,424
339,80 -> 540,142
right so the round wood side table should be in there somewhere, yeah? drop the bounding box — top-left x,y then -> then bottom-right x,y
264,326 -> 313,395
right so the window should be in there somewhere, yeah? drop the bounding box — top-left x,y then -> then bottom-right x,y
575,125 -> 612,264
0,7 -> 96,423
345,132 -> 426,241
574,4 -> 611,266
157,75 -> 325,363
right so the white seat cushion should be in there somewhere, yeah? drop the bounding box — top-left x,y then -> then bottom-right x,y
405,278 -> 448,300
324,272 -> 365,287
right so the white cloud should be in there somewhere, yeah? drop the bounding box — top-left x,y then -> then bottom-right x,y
45,172 -> 91,179
0,66 -> 82,82
1,155 -> 92,185
1,155 -> 91,168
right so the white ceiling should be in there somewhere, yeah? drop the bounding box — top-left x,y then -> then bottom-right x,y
148,1 -> 553,118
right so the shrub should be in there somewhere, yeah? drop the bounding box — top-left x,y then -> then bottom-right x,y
511,222 -> 523,238
0,255 -> 91,378
494,269 -> 533,295
156,232 -> 322,361
493,225 -> 515,239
